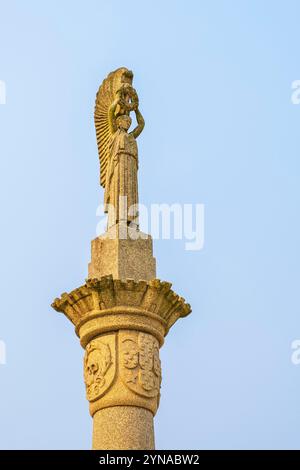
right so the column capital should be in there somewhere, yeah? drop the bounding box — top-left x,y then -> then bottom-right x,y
52,275 -> 191,345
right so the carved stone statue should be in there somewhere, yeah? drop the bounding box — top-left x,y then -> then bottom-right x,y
94,68 -> 145,229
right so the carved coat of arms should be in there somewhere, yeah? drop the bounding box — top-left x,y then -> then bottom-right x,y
119,331 -> 161,398
84,334 -> 116,402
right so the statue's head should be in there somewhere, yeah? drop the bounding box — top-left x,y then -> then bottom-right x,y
116,114 -> 132,131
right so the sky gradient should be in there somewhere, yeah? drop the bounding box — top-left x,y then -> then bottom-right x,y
0,0 -> 300,449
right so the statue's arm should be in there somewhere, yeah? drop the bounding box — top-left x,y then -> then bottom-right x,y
131,109 -> 145,139
108,97 -> 119,134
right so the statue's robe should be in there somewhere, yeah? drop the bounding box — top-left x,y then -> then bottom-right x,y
104,128 -> 139,228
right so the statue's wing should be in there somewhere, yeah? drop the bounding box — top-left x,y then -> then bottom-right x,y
94,67 -> 129,187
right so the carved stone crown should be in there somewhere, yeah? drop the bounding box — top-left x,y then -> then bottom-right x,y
52,275 -> 191,347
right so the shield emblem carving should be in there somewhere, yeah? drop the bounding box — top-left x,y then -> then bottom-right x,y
119,330 -> 161,398
84,333 -> 116,402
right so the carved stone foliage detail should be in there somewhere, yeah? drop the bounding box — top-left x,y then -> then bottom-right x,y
84,334 -> 116,402
120,331 -> 161,398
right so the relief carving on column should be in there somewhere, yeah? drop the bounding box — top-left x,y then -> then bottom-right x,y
119,331 -> 162,398
84,334 -> 116,401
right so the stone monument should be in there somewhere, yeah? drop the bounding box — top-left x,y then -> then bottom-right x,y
52,67 -> 191,450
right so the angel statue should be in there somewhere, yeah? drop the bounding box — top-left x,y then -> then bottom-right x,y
94,68 -> 145,230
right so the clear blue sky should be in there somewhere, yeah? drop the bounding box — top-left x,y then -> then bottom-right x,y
0,0 -> 300,450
